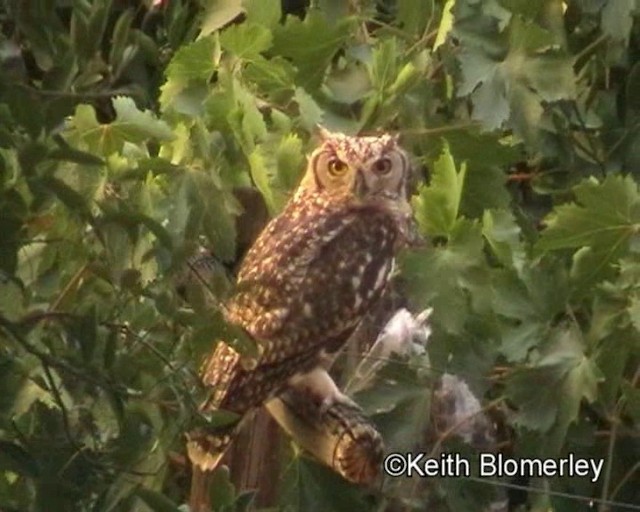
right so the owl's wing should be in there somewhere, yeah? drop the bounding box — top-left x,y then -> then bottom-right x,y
227,202 -> 399,355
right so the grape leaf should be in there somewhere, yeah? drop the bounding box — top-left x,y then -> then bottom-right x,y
401,219 -> 489,334
538,175 -> 640,250
272,11 -> 352,90
220,22 -> 272,59
506,326 -> 603,443
482,209 -> 525,270
243,0 -> 281,28
200,0 -> 243,37
275,133 -> 305,191
412,143 -> 466,237
454,4 -> 575,142
294,87 -> 324,132
537,174 -> 640,289
70,97 -> 174,155
160,36 -> 220,111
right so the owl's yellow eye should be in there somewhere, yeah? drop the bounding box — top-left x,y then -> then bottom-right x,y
372,157 -> 392,175
327,158 -> 349,176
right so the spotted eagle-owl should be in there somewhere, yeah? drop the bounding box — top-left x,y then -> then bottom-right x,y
187,128 -> 413,470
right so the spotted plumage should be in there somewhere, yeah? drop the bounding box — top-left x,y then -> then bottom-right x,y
187,129 -> 413,470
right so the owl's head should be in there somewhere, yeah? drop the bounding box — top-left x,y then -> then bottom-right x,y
299,128 -> 410,202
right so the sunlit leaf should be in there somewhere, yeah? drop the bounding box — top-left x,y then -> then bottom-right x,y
412,142 -> 466,237
70,97 -> 174,155
244,0 -> 281,27
200,0 -> 244,37
220,22 -> 272,59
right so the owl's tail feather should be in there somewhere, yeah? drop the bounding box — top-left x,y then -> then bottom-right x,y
187,422 -> 244,512
186,420 -> 244,472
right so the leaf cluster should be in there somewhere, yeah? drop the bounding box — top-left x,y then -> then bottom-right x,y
0,0 -> 639,511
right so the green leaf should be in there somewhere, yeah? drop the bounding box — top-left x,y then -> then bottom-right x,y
135,487 -> 181,512
490,256 -> 569,361
499,321 -> 548,363
272,11 -> 352,90
109,8 -> 134,68
412,142 -> 466,237
70,97 -> 174,155
482,209 -> 525,270
601,0 -> 634,63
454,9 -> 575,142
401,219 -> 488,334
506,326 -> 603,447
42,176 -> 92,219
68,307 -> 99,363
220,22 -> 272,59
275,133 -> 305,191
243,0 -> 281,28
200,0 -> 244,37
293,87 -> 324,132
537,175 -> 640,288
397,0 -> 434,38
0,279 -> 26,322
243,55 -> 296,93
369,37 -> 398,94
622,381 -> 640,425
111,97 -> 175,143
538,175 -> 640,250
165,36 -> 219,82
173,170 -> 239,262
280,456 -> 372,512
160,36 -> 220,112
0,441 -> 39,478
49,139 -> 105,166
325,62 -> 371,104
226,80 -> 268,154
208,466 -> 236,509
629,295 -> 640,333
249,146 -> 277,215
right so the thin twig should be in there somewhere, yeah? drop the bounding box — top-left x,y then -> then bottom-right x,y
599,364 -> 640,511
573,33 -> 609,67
48,262 -> 90,313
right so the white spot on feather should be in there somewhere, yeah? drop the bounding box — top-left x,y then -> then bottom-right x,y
303,302 -> 313,317
374,261 -> 390,290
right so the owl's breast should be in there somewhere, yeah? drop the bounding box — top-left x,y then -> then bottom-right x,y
225,194 -> 402,349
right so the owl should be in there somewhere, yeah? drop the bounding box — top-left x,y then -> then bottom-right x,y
187,128 -> 413,470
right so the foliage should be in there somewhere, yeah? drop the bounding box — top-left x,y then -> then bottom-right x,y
1,0 -> 639,511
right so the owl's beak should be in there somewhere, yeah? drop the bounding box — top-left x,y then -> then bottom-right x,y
353,169 -> 368,198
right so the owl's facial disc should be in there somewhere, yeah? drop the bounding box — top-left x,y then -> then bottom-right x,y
353,151 -> 407,201
307,131 -> 409,200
